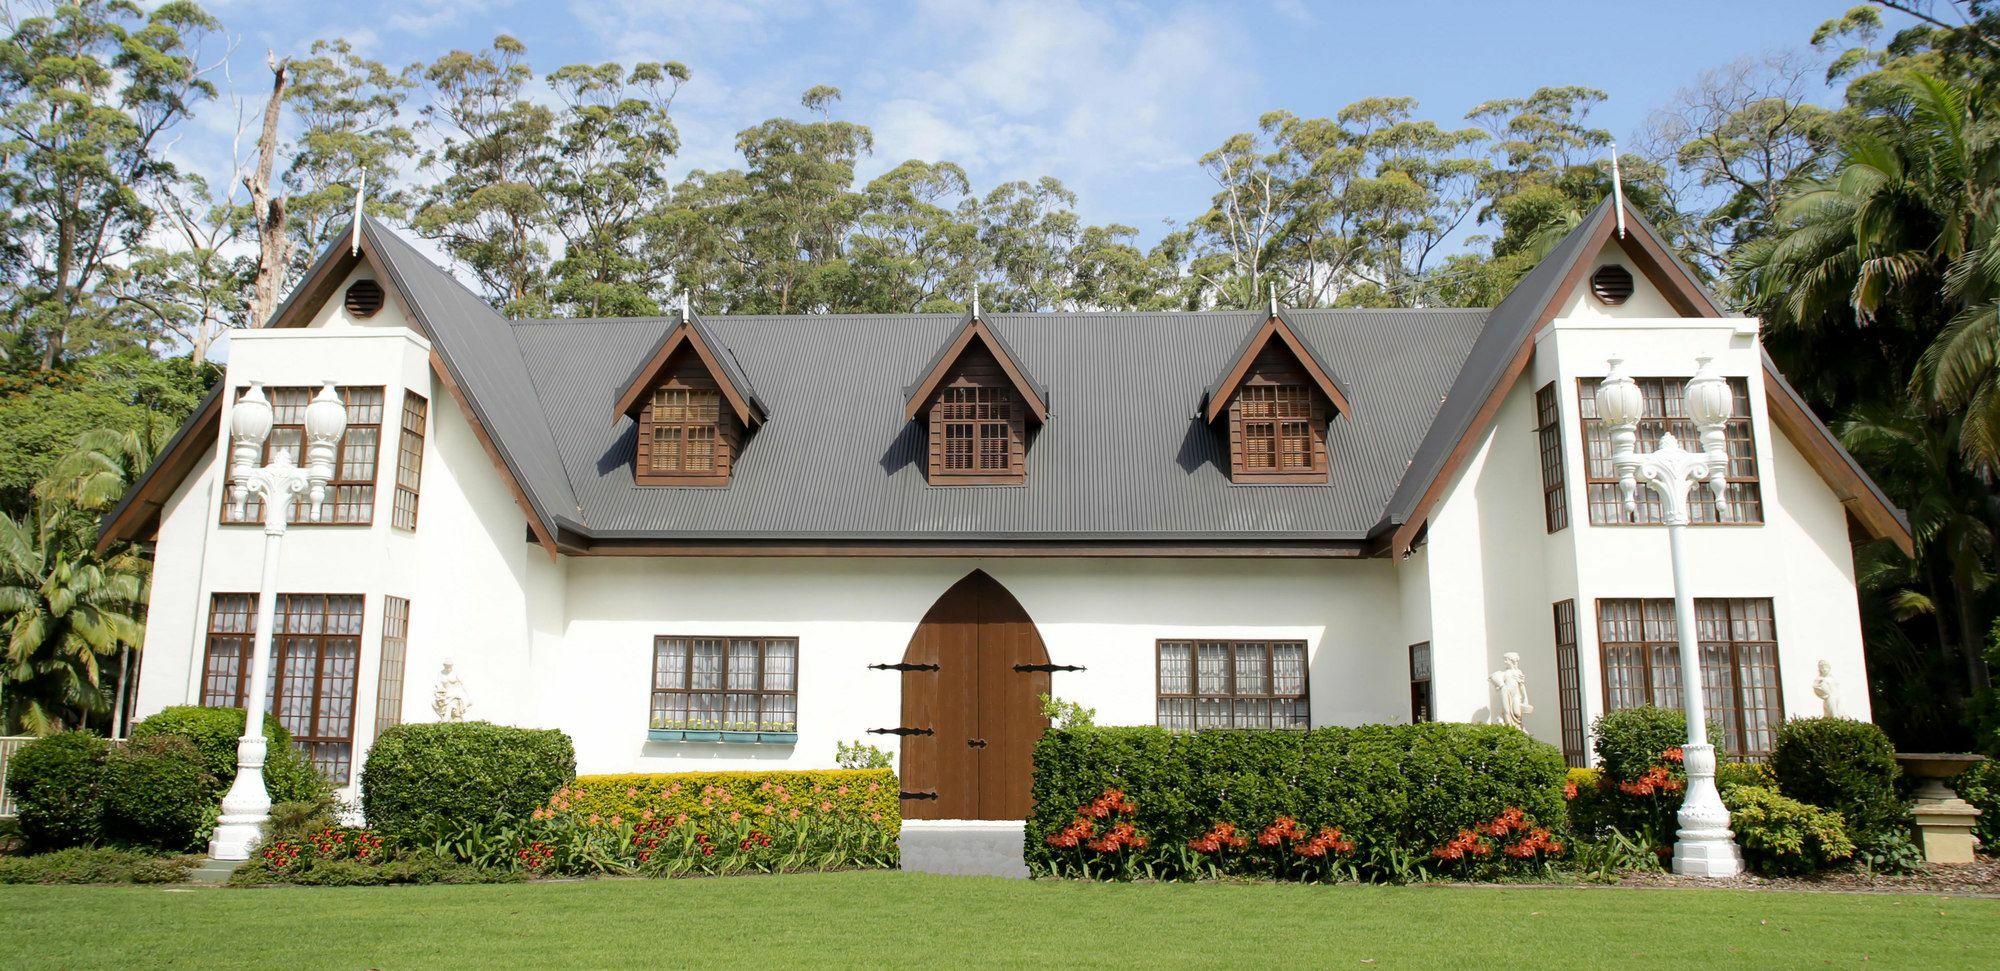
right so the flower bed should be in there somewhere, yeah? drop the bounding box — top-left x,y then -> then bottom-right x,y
1027,724 -> 1567,881
553,769 -> 900,839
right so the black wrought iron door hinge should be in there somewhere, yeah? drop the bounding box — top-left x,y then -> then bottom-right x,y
1013,663 -> 1084,673
867,726 -> 935,737
868,662 -> 940,671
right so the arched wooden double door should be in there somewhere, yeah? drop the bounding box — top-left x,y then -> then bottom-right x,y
899,570 -> 1051,820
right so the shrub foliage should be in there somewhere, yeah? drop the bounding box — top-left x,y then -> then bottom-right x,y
5,731 -> 109,850
100,736 -> 215,851
0,847 -> 196,885
361,722 -> 576,844
129,706 -> 328,805
1770,717 -> 1905,840
556,769 -> 900,839
1722,785 -> 1855,876
1025,724 -> 1567,880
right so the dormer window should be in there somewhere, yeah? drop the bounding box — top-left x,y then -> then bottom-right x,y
905,312 -> 1048,486
1234,382 -> 1320,475
932,378 -> 1023,482
645,385 -> 726,480
613,310 -> 765,488
1206,310 -> 1350,484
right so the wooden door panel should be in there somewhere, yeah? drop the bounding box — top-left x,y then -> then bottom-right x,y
899,570 -> 1052,821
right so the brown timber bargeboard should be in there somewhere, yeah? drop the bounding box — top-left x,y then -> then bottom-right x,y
903,318 -> 1049,424
897,570 -> 1051,820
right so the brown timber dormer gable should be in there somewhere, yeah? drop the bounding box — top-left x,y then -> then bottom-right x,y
1205,310 -> 1352,484
905,313 -> 1049,486
614,311 -> 765,487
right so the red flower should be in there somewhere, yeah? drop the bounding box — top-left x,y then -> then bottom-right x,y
1563,780 -> 1579,801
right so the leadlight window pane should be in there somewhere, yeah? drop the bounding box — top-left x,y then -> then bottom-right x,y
1536,383 -> 1568,533
651,636 -> 798,733
1578,376 -> 1761,525
1157,639 -> 1309,731
1158,642 -> 1192,695
646,387 -> 723,475
224,386 -> 384,526
1596,597 -> 1784,759
199,593 -> 364,783
375,597 -> 410,735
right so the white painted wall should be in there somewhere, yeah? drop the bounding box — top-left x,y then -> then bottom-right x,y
1409,238 -> 1872,764
129,243 -> 1879,798
550,557 -> 1405,775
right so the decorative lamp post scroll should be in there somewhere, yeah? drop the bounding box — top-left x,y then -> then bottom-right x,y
208,382 -> 346,861
1594,355 -> 1744,878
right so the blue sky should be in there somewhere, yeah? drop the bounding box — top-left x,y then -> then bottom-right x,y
188,0 -> 1909,243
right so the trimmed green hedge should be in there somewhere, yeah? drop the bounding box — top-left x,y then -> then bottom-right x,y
101,736 -> 215,852
1026,724 -> 1567,879
129,706 -> 327,805
361,722 -> 576,844
4,732 -> 109,851
1770,717 -> 1905,840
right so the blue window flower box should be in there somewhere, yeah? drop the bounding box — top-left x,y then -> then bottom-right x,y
648,729 -> 797,745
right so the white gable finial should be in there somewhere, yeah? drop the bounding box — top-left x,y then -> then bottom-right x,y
350,172 -> 365,256
972,283 -> 981,320
1270,283 -> 1278,317
682,289 -> 692,319
1609,143 -> 1627,239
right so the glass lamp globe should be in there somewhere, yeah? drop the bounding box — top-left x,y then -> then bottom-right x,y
1684,355 -> 1733,429
231,382 -> 274,445
304,382 -> 348,444
1594,357 -> 1645,428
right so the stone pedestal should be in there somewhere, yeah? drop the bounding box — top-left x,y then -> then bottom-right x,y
1896,753 -> 1986,865
1912,800 -> 1981,864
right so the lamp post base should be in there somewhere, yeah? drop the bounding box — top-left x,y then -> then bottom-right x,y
1670,833 -> 1744,878
1670,742 -> 1743,878
208,813 -> 270,862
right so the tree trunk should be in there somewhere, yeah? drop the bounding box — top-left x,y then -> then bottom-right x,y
245,52 -> 293,330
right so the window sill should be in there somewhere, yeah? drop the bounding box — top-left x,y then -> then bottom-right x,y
647,729 -> 797,744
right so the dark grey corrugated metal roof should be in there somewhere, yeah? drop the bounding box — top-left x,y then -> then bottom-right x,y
362,218 -> 580,532
509,307 -> 1488,541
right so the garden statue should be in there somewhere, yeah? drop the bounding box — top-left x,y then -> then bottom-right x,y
1813,659 -> 1841,718
1489,652 -> 1534,729
433,661 -> 470,722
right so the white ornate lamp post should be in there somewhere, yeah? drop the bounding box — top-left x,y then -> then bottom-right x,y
1594,355 -> 1744,878
209,381 -> 346,860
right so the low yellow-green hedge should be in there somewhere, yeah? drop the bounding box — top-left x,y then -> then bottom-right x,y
553,769 -> 900,838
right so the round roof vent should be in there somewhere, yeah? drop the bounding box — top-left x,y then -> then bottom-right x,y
344,279 -> 386,318
1590,264 -> 1634,305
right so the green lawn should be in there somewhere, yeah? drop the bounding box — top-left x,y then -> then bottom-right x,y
2,873 -> 1995,969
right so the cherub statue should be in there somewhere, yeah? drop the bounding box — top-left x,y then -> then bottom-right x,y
432,660 -> 470,722
1489,652 -> 1534,729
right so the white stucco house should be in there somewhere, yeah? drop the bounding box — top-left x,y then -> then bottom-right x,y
102,197 -> 1909,821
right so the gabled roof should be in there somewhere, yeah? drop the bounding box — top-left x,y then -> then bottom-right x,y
902,311 -> 1050,423
611,310 -> 766,426
1374,195 -> 1911,557
1203,308 -> 1354,424
100,212 -> 1909,559
99,217 -> 579,558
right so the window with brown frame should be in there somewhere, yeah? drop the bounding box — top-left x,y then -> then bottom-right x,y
634,347 -> 741,486
1535,383 -> 1568,532
201,593 -> 364,782
374,596 -> 409,736
1156,640 -> 1308,730
1596,597 -> 1783,759
1408,642 -> 1433,724
1224,344 -> 1329,482
220,386 -> 384,525
391,392 -> 426,530
1552,600 -> 1586,767
649,636 -> 798,733
927,376 -> 1025,483
1577,376 -> 1762,525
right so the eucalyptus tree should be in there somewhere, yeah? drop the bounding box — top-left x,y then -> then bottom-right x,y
0,0 -> 222,368
544,59 -> 689,318
414,35 -> 555,316
283,39 -> 420,278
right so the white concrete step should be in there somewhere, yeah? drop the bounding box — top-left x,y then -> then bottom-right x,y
899,819 -> 1029,878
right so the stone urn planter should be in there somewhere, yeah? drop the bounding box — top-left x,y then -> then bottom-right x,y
1894,752 -> 1986,864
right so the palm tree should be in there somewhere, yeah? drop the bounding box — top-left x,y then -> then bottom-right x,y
0,429 -> 156,735
1737,71 -> 2000,462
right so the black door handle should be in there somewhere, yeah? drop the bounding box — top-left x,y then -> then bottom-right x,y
967,738 -> 987,748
